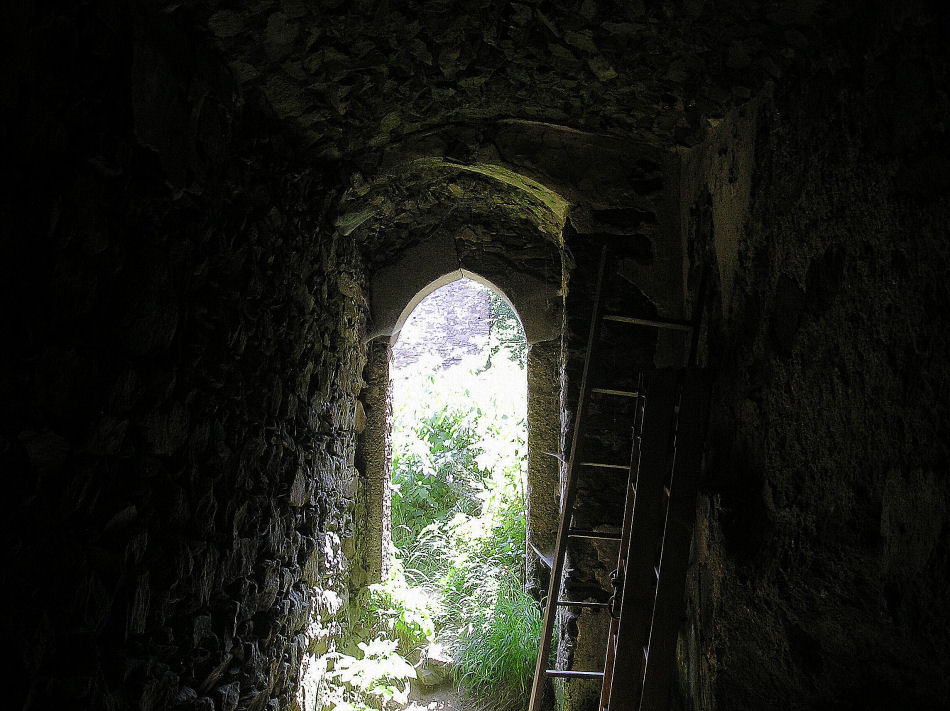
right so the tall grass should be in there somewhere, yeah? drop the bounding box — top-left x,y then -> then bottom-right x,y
455,577 -> 542,703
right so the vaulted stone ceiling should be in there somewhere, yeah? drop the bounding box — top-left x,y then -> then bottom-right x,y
199,0 -> 834,156
335,157 -> 570,266
191,0 -> 844,270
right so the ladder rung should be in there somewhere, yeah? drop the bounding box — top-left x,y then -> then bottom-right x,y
529,542 -> 554,569
546,670 -> 605,680
591,387 -> 639,398
568,528 -> 622,541
579,461 -> 628,470
555,600 -> 611,609
602,314 -> 693,331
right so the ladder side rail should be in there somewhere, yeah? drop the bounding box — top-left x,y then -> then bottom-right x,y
639,370 -> 711,711
605,370 -> 678,709
528,247 -> 609,711
613,375 -> 647,598
598,375 -> 646,711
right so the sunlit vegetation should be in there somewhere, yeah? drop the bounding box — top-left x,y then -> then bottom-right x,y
319,286 -> 540,711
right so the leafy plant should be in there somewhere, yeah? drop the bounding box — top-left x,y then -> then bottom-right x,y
387,337 -> 540,708
323,638 -> 417,710
354,565 -> 436,658
390,392 -> 484,554
318,566 -> 437,711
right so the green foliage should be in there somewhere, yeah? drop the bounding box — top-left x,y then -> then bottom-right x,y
354,568 -> 436,657
454,577 -> 542,702
390,348 -> 526,555
325,296 -> 536,711
388,341 -> 541,708
319,568 -> 435,711
488,292 -> 527,366
426,477 -> 542,707
322,638 -> 417,711
390,387 -> 484,553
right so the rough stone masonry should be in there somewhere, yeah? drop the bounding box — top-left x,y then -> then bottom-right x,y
2,2 -> 948,711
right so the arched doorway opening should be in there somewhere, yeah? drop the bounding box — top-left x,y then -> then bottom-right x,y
387,276 -> 537,703
351,220 -> 567,709
357,237 -> 566,597
351,257 -> 566,708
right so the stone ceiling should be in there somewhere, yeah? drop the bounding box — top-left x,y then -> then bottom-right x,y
190,0 -> 845,263
199,0 -> 837,156
335,157 -> 571,265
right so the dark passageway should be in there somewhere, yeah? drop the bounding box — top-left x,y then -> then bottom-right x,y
3,2 -> 949,710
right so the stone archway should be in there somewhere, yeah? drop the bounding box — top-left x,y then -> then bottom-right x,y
355,236 -> 565,593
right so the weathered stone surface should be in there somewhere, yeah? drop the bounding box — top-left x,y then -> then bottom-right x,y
390,279 -> 491,370
525,338 -> 563,598
676,8 -> 950,707
354,340 -> 392,588
193,0 -> 825,156
4,5 -> 367,710
3,2 -> 948,711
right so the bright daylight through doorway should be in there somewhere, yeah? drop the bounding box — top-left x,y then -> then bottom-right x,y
325,279 -> 541,711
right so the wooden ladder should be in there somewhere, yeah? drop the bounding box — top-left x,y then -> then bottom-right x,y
528,248 -> 710,711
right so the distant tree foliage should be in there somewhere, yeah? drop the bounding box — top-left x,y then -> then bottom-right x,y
488,291 -> 527,367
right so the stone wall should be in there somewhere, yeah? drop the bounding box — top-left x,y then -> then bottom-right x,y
3,6 -> 366,710
391,279 -> 491,371
5,2 -> 948,711
553,152 -> 684,711
678,3 -> 950,708
354,341 -> 392,588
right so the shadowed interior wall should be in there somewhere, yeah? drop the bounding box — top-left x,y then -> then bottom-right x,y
677,6 -> 950,708
3,7 -> 368,709
526,338 -> 564,597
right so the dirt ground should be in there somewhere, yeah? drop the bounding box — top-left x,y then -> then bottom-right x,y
404,684 -> 475,711
404,681 -> 519,711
